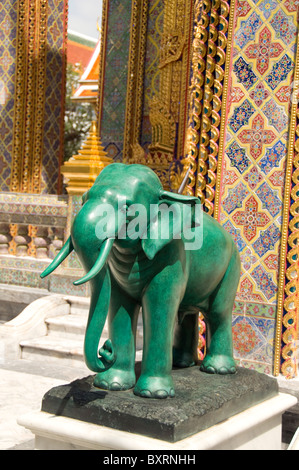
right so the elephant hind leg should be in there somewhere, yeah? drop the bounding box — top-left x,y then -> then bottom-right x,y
200,245 -> 240,375
173,312 -> 199,368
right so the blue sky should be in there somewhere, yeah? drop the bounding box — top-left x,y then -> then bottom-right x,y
68,0 -> 102,40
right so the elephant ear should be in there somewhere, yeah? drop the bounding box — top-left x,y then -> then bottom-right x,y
141,190 -> 201,260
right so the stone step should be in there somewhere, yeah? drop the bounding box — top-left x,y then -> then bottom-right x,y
45,314 -> 89,340
16,294 -> 142,369
66,296 -> 90,316
20,334 -> 142,368
19,333 -> 107,368
20,336 -> 86,368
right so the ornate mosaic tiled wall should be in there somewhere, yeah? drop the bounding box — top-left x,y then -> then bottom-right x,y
99,0 -> 132,162
0,0 -> 67,195
41,0 -> 68,194
139,0 -> 164,150
0,0 -> 18,192
217,1 -> 298,374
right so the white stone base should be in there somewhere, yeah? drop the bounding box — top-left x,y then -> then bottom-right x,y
18,393 -> 297,451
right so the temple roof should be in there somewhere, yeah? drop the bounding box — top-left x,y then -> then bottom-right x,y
72,38 -> 100,103
67,30 -> 98,71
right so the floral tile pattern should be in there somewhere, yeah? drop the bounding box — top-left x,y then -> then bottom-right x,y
232,195 -> 270,242
259,140 -> 287,173
238,113 -> 276,159
219,1 -> 298,372
269,9 -> 297,45
0,0 -> 67,194
226,141 -> 250,173
229,99 -> 255,132
235,11 -> 263,48
249,82 -> 270,106
233,56 -> 258,89
100,0 -> 132,160
262,98 -> 288,132
244,26 -> 283,75
265,54 -> 293,90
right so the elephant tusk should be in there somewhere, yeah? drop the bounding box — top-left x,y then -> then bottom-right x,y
74,238 -> 114,286
40,236 -> 74,279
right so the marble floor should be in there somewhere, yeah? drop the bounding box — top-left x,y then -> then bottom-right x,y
0,368 -> 64,449
0,360 -> 89,450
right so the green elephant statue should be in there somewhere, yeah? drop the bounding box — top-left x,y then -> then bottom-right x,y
41,163 -> 240,399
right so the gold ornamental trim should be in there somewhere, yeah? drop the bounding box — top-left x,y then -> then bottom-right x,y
31,0 -> 48,194
183,0 -> 236,205
10,0 -> 49,194
183,0 -> 207,198
22,0 -> 36,193
274,28 -> 299,379
11,0 -> 27,193
212,0 -> 237,220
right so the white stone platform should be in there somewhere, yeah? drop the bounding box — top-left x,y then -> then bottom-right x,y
18,393 -> 297,450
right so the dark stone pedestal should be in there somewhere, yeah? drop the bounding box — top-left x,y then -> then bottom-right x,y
41,365 -> 278,443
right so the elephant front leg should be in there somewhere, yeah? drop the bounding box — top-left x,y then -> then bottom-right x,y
94,280 -> 139,391
134,274 -> 185,399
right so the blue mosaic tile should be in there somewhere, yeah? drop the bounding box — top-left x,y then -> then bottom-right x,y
222,220 -> 247,252
222,181 -> 250,214
262,98 -> 288,133
270,9 -> 297,46
254,0 -> 280,19
265,54 -> 293,90
104,142 -> 121,160
251,265 -> 277,301
252,223 -> 281,257
233,56 -> 258,90
235,11 -> 263,49
259,140 -> 287,174
226,141 -> 250,174
256,182 -> 282,217
228,99 -> 255,133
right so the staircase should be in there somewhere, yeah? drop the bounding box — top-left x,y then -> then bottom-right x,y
19,296 -> 94,370
17,295 -> 143,371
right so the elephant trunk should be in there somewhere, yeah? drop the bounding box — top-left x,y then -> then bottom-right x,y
84,265 -> 116,372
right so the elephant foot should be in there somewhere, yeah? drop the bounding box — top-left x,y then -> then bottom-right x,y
200,354 -> 236,375
93,368 -> 136,391
173,348 -> 196,368
134,374 -> 175,399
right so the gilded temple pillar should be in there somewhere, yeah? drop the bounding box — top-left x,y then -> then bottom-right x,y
0,0 -> 68,195
0,1 -> 89,295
